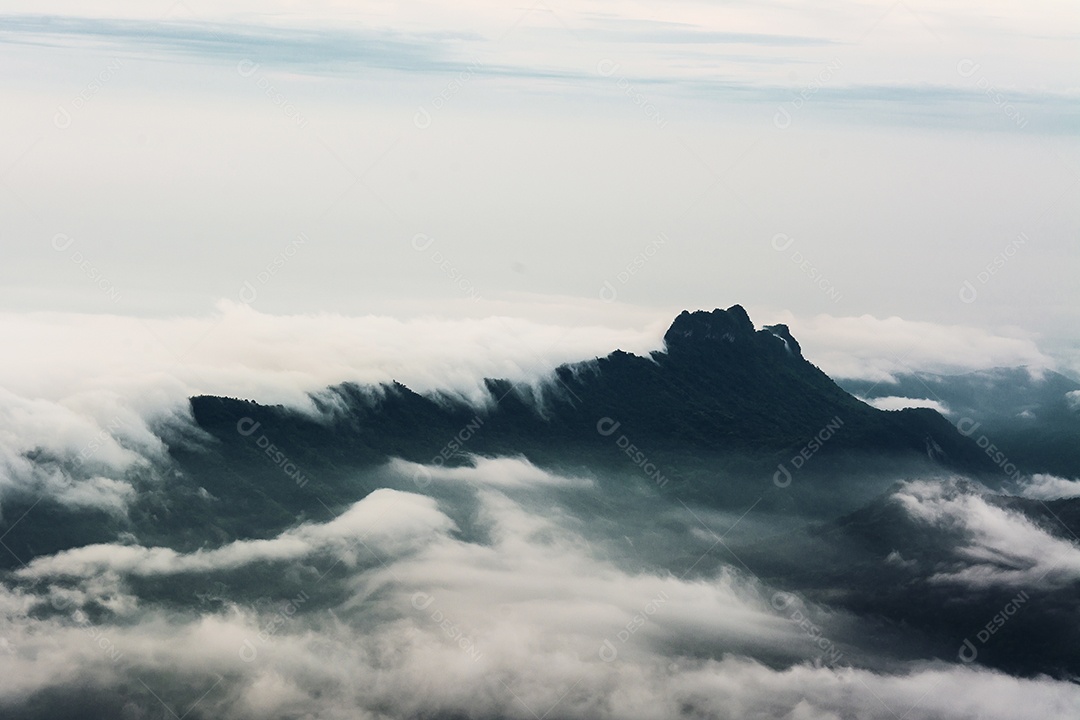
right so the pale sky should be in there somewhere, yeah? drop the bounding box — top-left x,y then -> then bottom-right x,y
1,0 -> 1078,376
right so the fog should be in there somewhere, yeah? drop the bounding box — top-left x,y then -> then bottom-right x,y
4,456 -> 1080,719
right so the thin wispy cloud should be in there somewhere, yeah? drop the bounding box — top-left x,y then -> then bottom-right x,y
1,11 -> 1074,117
0,14 -> 463,72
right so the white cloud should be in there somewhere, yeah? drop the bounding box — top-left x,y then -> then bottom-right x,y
1066,390 -> 1080,412
0,303 -> 664,506
860,396 -> 951,414
17,488 -> 452,580
762,311 -> 1052,382
1,584 -> 1078,720
0,304 -> 1065,512
391,455 -> 593,489
1018,474 -> 1080,501
0,302 -> 665,411
4,462 -> 1080,718
52,475 -> 136,514
893,478 -> 1080,590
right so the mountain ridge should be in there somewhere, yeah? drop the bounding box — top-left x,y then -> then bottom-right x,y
186,305 -> 998,479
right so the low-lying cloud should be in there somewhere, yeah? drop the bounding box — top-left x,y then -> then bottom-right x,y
861,395 -> 951,413
1018,473 -> 1080,501
893,479 -> 1080,590
17,488 -> 449,581
763,311 -> 1053,383
4,460 -> 1080,719
0,303 -> 1065,516
0,303 -> 665,509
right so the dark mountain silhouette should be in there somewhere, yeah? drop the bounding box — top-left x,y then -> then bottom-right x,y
187,305 -> 995,469
169,306 -> 999,530
3,306 -> 1077,686
0,306 -> 1001,566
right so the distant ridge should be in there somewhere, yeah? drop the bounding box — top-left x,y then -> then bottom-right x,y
188,305 -> 998,478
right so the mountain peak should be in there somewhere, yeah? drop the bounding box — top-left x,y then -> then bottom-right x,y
662,305 -> 803,359
663,305 -> 756,348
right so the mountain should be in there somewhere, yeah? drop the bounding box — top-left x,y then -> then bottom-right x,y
0,306 -> 1000,564
181,304 -> 989,468
3,305 -> 1080,714
839,367 -> 1080,478
184,305 -> 996,477
147,306 -> 997,534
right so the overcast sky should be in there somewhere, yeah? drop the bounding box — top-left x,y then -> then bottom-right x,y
1,0 -> 1078,383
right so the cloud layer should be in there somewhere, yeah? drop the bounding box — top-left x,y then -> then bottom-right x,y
0,303 -> 1064,515
4,459 -> 1080,719
893,478 -> 1080,590
768,311 -> 1053,383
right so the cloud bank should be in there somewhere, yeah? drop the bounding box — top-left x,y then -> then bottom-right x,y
1018,473 -> 1080,501
4,459 -> 1080,719
893,479 -> 1080,591
861,395 -> 951,414
0,303 -> 1064,515
767,311 -> 1053,383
